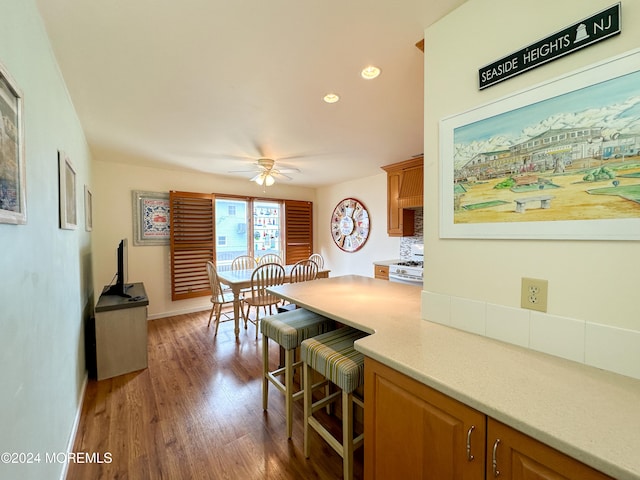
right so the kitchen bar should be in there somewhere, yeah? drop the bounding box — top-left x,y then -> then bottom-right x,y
268,275 -> 640,480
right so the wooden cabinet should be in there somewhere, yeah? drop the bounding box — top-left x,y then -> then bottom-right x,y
373,264 -> 389,280
381,157 -> 423,237
487,419 -> 613,480
364,357 -> 613,480
364,358 -> 486,479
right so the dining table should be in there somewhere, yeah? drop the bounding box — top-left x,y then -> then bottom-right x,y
217,264 -> 330,338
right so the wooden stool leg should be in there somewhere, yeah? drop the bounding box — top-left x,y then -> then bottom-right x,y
303,362 -> 312,458
343,390 -> 354,480
285,348 -> 294,439
262,336 -> 269,411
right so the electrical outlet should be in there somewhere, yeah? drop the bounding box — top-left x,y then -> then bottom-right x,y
521,277 -> 548,312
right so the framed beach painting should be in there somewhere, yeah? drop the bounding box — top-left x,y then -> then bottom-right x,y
132,190 -> 170,245
0,61 -> 26,225
440,48 -> 640,240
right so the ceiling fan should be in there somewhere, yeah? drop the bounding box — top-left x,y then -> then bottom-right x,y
229,158 -> 301,186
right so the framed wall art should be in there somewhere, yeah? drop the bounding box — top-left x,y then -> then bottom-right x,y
440,48 -> 640,240
132,190 -> 170,245
84,185 -> 93,232
0,61 -> 26,225
58,150 -> 77,230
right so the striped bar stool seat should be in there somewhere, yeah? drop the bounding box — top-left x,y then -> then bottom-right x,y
261,309 -> 336,439
301,327 -> 368,480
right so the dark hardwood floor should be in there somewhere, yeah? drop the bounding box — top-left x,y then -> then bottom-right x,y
68,310 -> 363,479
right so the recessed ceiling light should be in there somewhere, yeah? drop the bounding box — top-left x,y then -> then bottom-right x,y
361,66 -> 381,80
323,93 -> 340,104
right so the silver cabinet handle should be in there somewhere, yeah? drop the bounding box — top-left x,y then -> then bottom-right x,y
466,425 -> 475,461
492,438 -> 501,477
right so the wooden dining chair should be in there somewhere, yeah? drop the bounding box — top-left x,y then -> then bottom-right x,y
278,259 -> 318,313
231,255 -> 257,271
243,262 -> 285,338
309,253 -> 325,270
290,259 -> 318,283
205,261 -> 237,336
258,253 -> 283,265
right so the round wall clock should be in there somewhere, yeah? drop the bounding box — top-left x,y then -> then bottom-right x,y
330,198 -> 370,252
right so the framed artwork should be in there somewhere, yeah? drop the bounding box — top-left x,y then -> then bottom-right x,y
0,61 -> 26,224
132,190 -> 170,245
440,48 -> 640,240
58,151 -> 77,230
330,197 -> 370,252
84,185 -> 93,232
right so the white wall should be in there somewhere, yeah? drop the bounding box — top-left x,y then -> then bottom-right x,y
93,159 -> 317,318
316,172 -> 401,276
0,1 -> 93,479
423,0 -> 640,379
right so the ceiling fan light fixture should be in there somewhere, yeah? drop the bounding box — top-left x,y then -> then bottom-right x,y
254,172 -> 276,186
361,65 -> 381,79
323,93 -> 340,104
264,174 -> 275,186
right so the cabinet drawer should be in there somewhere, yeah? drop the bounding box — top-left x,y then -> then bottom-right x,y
374,265 -> 389,280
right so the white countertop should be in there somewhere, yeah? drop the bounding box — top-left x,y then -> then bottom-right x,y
268,275 -> 640,480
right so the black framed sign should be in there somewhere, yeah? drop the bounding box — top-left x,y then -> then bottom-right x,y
479,3 -> 621,90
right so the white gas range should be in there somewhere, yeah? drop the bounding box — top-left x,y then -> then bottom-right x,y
388,244 -> 424,285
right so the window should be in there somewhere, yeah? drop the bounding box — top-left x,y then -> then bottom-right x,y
170,191 -> 313,300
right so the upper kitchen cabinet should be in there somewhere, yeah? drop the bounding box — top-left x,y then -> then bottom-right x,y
381,157 -> 424,236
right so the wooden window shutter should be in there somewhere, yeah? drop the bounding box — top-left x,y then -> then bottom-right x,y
170,191 -> 215,301
284,200 -> 313,264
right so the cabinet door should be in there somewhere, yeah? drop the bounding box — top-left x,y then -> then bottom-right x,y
365,358 -> 485,480
487,419 -> 613,480
386,169 -> 415,236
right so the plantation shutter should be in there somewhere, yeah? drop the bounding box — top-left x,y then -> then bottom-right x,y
170,191 -> 215,301
284,200 -> 313,264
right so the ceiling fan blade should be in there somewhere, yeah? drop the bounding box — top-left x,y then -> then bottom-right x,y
272,171 -> 293,180
276,167 -> 301,174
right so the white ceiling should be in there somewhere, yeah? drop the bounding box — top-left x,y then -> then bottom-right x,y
35,0 -> 465,188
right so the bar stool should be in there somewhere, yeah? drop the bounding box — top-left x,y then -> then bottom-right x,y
301,327 -> 368,480
261,309 -> 336,439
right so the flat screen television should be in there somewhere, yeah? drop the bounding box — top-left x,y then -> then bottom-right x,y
104,238 -> 131,297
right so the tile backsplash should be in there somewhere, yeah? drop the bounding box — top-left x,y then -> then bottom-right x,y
399,208 -> 423,260
422,290 -> 640,381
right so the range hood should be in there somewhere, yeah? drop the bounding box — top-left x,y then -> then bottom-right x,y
397,162 -> 423,209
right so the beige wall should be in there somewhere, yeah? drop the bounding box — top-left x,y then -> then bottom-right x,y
423,0 -> 640,377
93,159 -> 317,318
316,173 -> 401,277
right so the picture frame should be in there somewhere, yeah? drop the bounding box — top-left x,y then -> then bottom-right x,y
58,151 -> 77,230
0,61 -> 26,225
84,185 -> 93,232
132,190 -> 170,245
440,48 -> 640,240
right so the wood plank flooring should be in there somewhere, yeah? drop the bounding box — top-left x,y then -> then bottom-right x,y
68,310 -> 363,479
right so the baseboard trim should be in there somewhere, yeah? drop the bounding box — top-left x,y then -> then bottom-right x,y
59,373 -> 88,480
147,305 -> 210,320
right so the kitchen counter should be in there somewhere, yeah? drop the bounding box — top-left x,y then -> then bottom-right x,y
268,275 -> 640,480
372,259 -> 399,266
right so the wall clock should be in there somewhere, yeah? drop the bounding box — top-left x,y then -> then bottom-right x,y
330,198 -> 370,252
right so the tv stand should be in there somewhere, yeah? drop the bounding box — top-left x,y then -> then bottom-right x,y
93,282 -> 148,380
